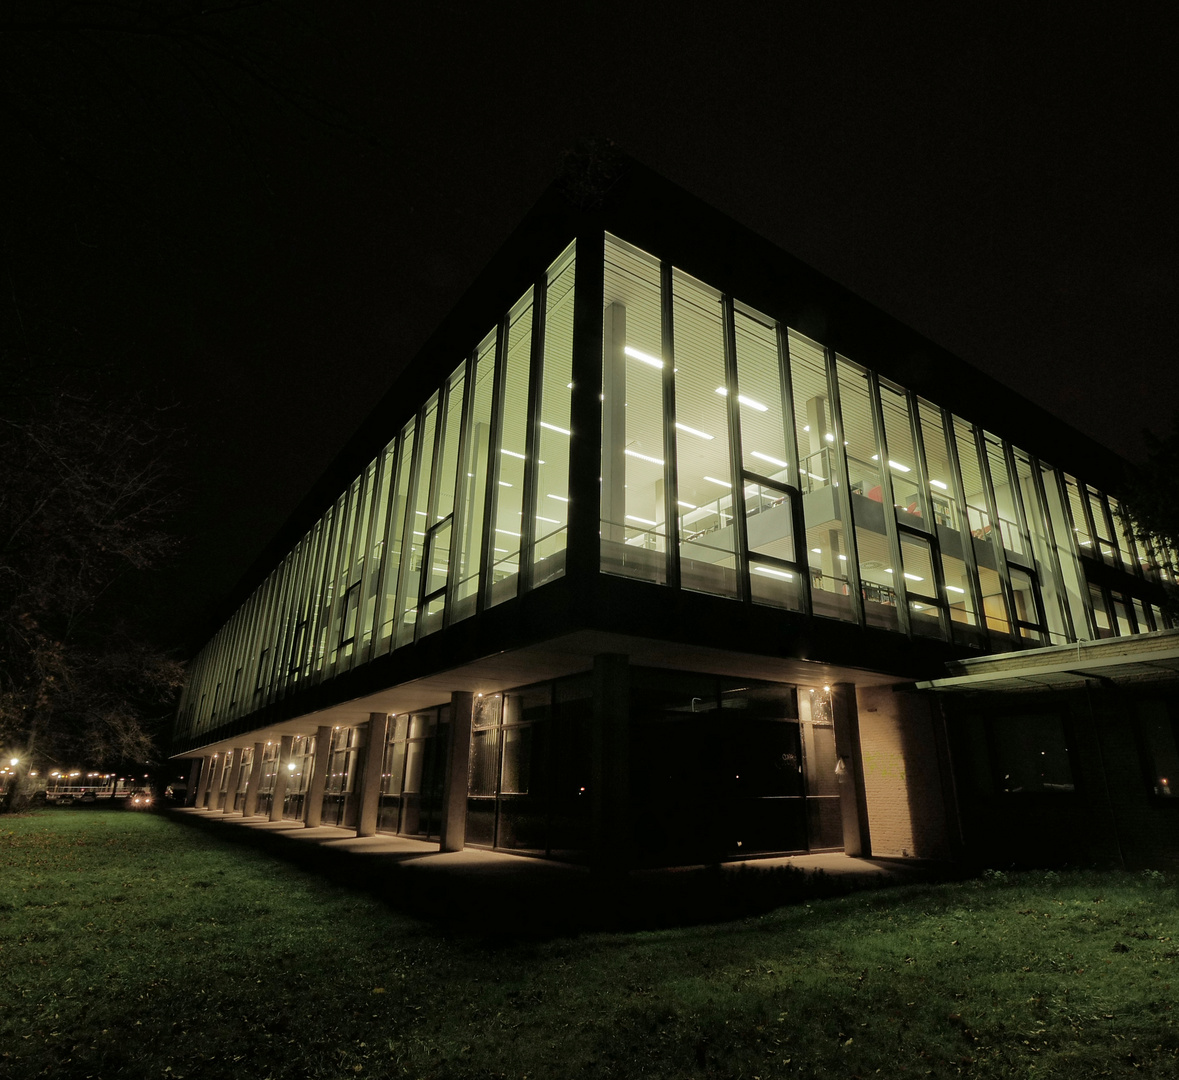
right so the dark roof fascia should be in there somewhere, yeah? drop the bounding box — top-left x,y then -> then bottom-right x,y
601,162 -> 1129,494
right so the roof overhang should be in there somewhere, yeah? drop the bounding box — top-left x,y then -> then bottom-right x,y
913,629 -> 1179,694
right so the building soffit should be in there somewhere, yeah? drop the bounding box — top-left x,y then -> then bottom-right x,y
172,628 -> 900,758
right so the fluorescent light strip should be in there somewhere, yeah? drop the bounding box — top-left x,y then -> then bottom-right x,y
626,515 -> 658,526
495,528 -> 521,538
677,500 -> 697,510
535,515 -> 560,525
714,387 -> 769,412
498,481 -> 512,487
624,346 -> 663,369
751,451 -> 789,469
675,422 -> 714,440
547,493 -> 569,503
753,566 -> 795,580
945,586 -> 966,594
903,573 -> 924,582
704,476 -> 732,489
500,448 -> 526,460
930,480 -> 949,490
540,422 -> 570,436
625,449 -> 665,466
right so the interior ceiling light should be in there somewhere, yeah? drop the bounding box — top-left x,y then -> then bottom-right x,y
704,476 -> 732,488
498,481 -> 512,487
535,515 -> 560,524
945,585 -> 966,594
825,433 -> 835,442
753,566 -> 794,580
495,528 -> 521,538
930,479 -> 949,490
903,573 -> 924,581
714,387 -> 769,411
501,448 -> 526,460
677,500 -> 698,510
624,346 -> 663,369
675,422 -> 714,440
811,547 -> 822,554
751,451 -> 788,469
626,515 -> 658,526
547,493 -> 569,502
540,422 -> 570,435
625,449 -> 665,466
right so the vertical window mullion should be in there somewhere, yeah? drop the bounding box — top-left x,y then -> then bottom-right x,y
776,323 -> 813,617
479,317 -> 509,613
721,294 -> 750,603
660,260 -> 680,590
866,371 -> 913,636
823,346 -> 865,627
941,407 -> 986,638
520,276 -> 547,594
444,348 -> 477,628
972,425 -> 1021,644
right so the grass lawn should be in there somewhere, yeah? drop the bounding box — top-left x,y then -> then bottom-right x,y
2,811 -> 1177,1079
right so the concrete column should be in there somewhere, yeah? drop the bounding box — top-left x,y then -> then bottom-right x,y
303,725 -> 332,827
223,748 -> 248,814
831,682 -> 871,857
591,654 -> 631,875
206,753 -> 228,811
194,755 -> 214,808
355,714 -> 389,838
185,758 -> 203,807
439,693 -> 474,852
242,742 -> 266,817
269,735 -> 294,822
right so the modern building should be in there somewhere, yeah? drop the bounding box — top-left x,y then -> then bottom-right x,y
171,160 -> 1179,872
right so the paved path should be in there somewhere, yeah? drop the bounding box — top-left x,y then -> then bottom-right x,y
169,807 -> 954,935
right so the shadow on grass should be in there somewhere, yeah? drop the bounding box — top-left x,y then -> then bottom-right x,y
166,810 -> 957,938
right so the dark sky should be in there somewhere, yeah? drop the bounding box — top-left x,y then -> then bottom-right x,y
4,3 -> 1176,650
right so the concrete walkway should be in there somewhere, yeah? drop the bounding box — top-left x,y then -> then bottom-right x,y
169,807 -> 953,935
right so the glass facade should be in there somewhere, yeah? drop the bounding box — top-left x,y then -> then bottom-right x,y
176,227 -> 1174,751
596,232 -> 1173,655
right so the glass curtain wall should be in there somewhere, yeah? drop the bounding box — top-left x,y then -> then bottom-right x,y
282,735 -> 315,821
253,742 -> 279,818
176,242 -> 576,745
321,726 -> 359,828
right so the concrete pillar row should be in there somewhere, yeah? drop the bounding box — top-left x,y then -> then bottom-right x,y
303,726 -> 332,827
223,747 -> 248,814
185,758 -> 204,807
591,653 -> 631,876
439,693 -> 475,853
831,681 -> 871,858
242,742 -> 266,817
270,735 -> 294,822
355,713 -> 389,838
205,752 -> 228,811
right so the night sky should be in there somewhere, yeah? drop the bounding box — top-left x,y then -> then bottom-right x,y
5,3 -> 1176,651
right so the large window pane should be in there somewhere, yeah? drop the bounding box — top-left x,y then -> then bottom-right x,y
534,243 -> 575,586
789,330 -> 853,621
601,235 -> 667,583
487,292 -> 532,608
673,268 -> 738,598
396,398 -> 436,648
454,331 -> 496,621
376,418 -> 415,653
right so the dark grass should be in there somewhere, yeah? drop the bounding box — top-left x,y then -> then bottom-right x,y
3,810 -> 1177,1079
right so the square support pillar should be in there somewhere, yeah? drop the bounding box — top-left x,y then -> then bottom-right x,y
205,752 -> 227,811
270,735 -> 294,822
439,692 -> 474,853
242,742 -> 266,817
223,749 -> 247,814
303,725 -> 332,828
592,653 -> 631,875
831,682 -> 872,858
355,714 -> 389,838
186,758 -> 205,807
